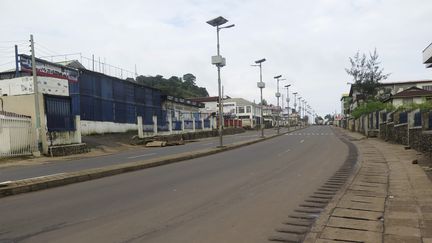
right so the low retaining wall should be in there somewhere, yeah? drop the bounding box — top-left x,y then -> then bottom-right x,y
132,127 -> 245,145
48,143 -> 89,157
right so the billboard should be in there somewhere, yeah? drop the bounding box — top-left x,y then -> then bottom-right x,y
19,54 -> 79,82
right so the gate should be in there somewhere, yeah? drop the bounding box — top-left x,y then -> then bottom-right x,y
45,95 -> 74,132
0,111 -> 34,158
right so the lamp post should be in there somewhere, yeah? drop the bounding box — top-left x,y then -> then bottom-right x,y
293,92 -> 298,127
252,58 -> 266,138
274,75 -> 282,134
298,97 -> 302,127
302,99 -> 306,126
207,16 -> 234,148
285,84 -> 291,131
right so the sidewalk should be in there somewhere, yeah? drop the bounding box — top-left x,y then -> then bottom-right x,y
304,128 -> 432,243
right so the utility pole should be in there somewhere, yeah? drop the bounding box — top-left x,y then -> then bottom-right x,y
30,34 -> 41,155
14,45 -> 19,78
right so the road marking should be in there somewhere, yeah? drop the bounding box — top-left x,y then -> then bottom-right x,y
127,153 -> 157,159
300,139 -> 305,143
277,149 -> 291,157
2,173 -> 68,183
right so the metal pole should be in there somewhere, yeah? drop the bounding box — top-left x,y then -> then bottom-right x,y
259,64 -> 264,138
286,86 -> 290,131
216,26 -> 224,147
14,45 -> 19,78
276,78 -> 280,134
30,34 -> 41,153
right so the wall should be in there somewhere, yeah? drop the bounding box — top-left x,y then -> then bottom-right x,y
81,120 -> 138,135
1,94 -> 80,150
352,109 -> 432,154
78,69 -> 162,125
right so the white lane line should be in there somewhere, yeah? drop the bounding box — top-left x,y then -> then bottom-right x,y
277,149 -> 291,157
127,153 -> 157,159
300,139 -> 305,143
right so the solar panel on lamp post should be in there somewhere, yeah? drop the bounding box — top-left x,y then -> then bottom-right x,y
252,58 -> 266,138
207,16 -> 234,148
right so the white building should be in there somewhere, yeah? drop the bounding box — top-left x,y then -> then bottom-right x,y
224,98 -> 261,127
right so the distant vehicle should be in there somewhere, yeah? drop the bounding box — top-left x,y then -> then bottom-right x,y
316,118 -> 324,125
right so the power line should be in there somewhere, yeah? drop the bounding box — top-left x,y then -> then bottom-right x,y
0,60 -> 15,67
0,40 -> 27,44
35,42 -> 59,56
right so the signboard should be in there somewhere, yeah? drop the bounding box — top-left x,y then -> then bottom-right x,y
19,54 -> 79,82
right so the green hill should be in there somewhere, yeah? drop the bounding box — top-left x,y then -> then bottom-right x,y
135,73 -> 209,98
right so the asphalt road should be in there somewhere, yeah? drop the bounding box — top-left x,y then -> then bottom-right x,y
0,126 -> 349,243
0,128 -> 284,182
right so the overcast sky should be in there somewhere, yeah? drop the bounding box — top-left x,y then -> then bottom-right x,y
1,0 -> 431,116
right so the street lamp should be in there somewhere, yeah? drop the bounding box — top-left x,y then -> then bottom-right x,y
285,84 -> 291,131
274,75 -> 285,134
302,99 -> 306,124
298,96 -> 302,126
252,58 -> 266,138
207,16 -> 235,148
293,92 -> 298,127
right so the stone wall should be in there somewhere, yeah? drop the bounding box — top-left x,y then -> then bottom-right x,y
348,109 -> 432,154
379,123 -> 387,139
394,124 -> 408,145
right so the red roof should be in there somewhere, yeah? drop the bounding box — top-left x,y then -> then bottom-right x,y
391,86 -> 432,99
187,96 -> 219,102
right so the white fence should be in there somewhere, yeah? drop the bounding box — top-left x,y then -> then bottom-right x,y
0,112 -> 34,158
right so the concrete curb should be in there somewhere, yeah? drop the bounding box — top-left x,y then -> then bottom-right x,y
0,127 -> 305,198
303,131 -> 364,241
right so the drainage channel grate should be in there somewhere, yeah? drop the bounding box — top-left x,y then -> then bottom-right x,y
268,129 -> 358,242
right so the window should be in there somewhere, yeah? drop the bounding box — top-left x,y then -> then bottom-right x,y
238,106 -> 245,113
246,106 -> 251,113
422,85 -> 432,91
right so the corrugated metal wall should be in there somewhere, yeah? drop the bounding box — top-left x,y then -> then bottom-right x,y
78,70 -> 162,124
45,95 -> 75,131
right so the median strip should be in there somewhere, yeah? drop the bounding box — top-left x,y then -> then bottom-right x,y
0,128 -> 304,198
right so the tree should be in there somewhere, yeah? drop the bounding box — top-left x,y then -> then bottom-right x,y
345,49 -> 390,101
324,114 -> 334,121
259,99 -> 268,106
135,73 -> 209,98
183,73 -> 196,87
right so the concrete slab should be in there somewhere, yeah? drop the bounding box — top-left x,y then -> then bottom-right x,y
385,225 -> 421,237
320,226 -> 381,243
384,234 -> 421,243
385,218 -> 419,228
343,194 -> 386,204
332,208 -> 383,220
327,216 -> 383,232
422,220 -> 432,237
423,238 -> 432,243
387,205 -> 418,213
337,199 -> 384,212
386,211 -> 419,220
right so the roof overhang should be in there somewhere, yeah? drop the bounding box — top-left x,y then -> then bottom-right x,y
423,42 -> 432,68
